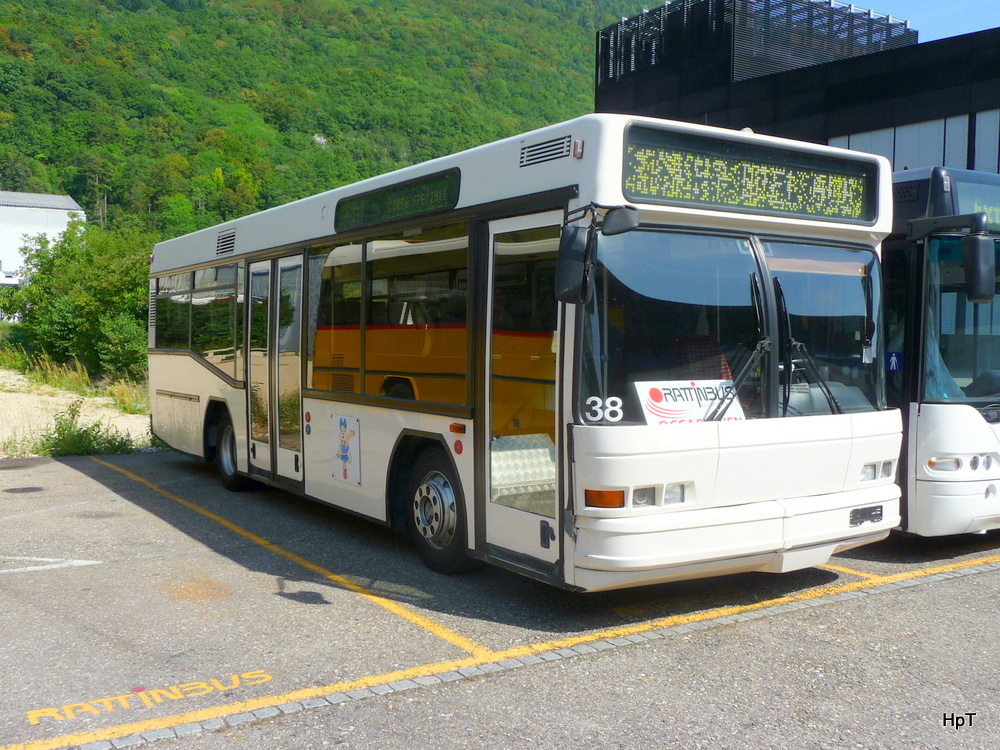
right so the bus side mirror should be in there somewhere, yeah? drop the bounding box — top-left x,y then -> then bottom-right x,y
555,224 -> 593,305
555,205 -> 640,305
962,233 -> 996,304
600,206 -> 640,236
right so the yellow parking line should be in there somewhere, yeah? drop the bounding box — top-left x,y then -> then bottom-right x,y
88,457 -> 492,659
820,563 -> 879,579
7,548 -> 1000,750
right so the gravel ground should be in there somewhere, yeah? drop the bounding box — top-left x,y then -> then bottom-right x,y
0,368 -> 152,456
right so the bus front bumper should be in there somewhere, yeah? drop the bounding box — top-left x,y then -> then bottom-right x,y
908,479 -> 1000,536
571,485 -> 899,592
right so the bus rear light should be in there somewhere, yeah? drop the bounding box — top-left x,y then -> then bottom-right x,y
585,489 -> 625,508
449,423 -> 466,434
928,457 -> 961,471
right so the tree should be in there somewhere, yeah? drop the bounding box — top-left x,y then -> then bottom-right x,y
11,219 -> 157,378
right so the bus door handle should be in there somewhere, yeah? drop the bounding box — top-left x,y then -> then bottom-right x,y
540,520 -> 556,549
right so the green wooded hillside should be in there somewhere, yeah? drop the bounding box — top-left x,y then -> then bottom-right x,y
0,0 -> 633,236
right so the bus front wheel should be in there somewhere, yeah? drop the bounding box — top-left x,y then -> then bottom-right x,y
216,414 -> 254,492
406,448 -> 476,574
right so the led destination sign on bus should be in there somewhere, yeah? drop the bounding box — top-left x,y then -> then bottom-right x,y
335,169 -> 460,232
624,126 -> 878,224
952,174 -> 1000,231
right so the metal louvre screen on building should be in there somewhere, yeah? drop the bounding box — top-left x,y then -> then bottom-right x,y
596,0 -> 917,87
731,0 -> 916,82
623,125 -> 878,223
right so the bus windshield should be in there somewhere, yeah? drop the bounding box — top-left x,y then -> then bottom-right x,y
923,235 -> 1000,402
579,229 -> 882,425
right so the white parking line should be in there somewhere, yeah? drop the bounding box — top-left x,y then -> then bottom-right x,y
0,556 -> 103,575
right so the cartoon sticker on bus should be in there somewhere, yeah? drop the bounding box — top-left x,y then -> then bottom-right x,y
333,415 -> 361,485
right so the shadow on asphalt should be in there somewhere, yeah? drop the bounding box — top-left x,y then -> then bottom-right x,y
54,452 -> 896,638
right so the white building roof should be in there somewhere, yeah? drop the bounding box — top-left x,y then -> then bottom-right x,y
0,191 -> 83,212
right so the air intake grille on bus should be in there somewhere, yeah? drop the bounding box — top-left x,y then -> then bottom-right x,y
519,135 -> 572,167
147,282 -> 157,328
892,183 -> 919,203
327,373 -> 356,393
216,228 -> 237,255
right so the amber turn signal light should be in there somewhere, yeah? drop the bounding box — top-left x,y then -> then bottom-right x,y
585,489 -> 625,508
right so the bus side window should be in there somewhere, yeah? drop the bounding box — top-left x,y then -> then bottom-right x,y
308,243 -> 362,394
364,221 -> 470,405
154,272 -> 193,350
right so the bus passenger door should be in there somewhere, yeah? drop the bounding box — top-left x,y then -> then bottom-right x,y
247,256 -> 304,483
484,213 -> 562,571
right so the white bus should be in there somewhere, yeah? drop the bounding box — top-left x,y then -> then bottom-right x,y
885,166 -> 1000,536
149,113 -> 901,592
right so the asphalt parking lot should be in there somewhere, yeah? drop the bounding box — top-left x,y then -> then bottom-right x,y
2,451 -> 999,750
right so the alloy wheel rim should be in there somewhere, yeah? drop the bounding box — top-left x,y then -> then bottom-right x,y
412,470 -> 457,550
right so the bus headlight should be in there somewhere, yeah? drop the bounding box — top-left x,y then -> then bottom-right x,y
663,483 -> 685,504
860,463 -> 877,481
632,487 -> 656,507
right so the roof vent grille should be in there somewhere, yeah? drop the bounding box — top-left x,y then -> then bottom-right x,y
216,228 -> 237,255
520,135 -> 572,167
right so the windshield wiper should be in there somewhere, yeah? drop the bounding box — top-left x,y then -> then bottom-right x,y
706,337 -> 770,421
773,277 -> 843,416
862,257 -> 876,364
707,273 -> 768,422
790,339 -> 843,414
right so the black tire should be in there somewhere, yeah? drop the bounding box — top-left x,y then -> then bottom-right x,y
216,414 -> 255,491
405,448 -> 477,574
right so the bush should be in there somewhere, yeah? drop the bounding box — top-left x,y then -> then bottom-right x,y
98,313 -> 148,381
33,399 -> 136,456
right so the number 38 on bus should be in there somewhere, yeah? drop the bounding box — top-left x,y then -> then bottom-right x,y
148,114 -> 901,592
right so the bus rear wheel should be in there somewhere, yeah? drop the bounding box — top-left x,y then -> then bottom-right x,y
216,414 -> 254,492
406,448 -> 476,574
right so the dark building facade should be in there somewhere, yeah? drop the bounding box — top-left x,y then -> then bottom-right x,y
595,1 -> 1000,173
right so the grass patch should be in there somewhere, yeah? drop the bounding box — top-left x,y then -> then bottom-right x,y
25,352 -> 95,395
0,343 -> 151,415
0,343 -> 29,372
0,345 -> 95,395
1,399 -> 140,458
106,379 -> 149,414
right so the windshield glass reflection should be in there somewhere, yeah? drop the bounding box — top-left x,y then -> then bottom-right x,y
924,236 -> 1000,401
763,241 -> 882,415
580,230 -> 763,425
578,230 -> 883,425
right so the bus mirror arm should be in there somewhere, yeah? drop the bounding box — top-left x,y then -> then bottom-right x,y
905,212 -> 989,241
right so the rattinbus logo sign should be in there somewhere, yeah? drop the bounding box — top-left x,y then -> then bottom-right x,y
634,380 -> 745,424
